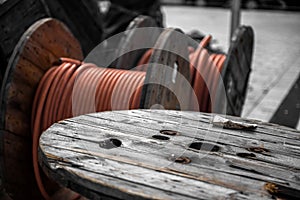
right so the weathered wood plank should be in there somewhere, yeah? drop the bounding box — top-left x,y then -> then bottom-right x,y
40,143 -> 271,200
39,110 -> 300,199
41,122 -> 300,188
62,111 -> 300,173
80,110 -> 300,152
121,110 -> 300,143
41,146 -> 242,200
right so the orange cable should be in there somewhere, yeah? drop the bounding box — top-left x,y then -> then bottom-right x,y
31,34 -> 226,199
32,60 -> 145,199
189,35 -> 226,112
136,48 -> 153,71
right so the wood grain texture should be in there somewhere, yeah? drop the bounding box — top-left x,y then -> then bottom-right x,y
0,0 -> 102,80
39,110 -> 300,200
141,29 -> 191,111
0,0 -> 48,76
0,18 -> 83,199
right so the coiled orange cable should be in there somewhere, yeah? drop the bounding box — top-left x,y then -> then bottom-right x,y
136,35 -> 227,112
208,53 -> 226,111
189,35 -> 226,112
32,58 -> 145,199
32,35 -> 226,199
136,48 -> 153,71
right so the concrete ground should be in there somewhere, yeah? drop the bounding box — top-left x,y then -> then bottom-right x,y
163,5 -> 300,129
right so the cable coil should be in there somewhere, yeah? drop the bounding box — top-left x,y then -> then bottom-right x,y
32,35 -> 226,199
32,58 -> 145,199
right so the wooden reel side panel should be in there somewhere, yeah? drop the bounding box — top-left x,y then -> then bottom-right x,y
0,0 -> 48,76
112,15 -> 160,70
0,18 -> 83,199
221,26 -> 254,116
0,0 -> 102,81
140,29 -> 191,110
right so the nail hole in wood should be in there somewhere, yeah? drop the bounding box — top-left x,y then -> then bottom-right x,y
160,130 -> 179,136
236,152 -> 256,158
152,135 -> 170,140
99,138 -> 122,149
174,157 -> 191,164
189,142 -> 220,152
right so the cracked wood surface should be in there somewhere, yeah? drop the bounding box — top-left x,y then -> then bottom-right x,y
39,110 -> 300,199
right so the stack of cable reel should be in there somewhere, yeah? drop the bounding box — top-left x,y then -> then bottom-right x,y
0,14 -> 254,200
97,15 -> 254,116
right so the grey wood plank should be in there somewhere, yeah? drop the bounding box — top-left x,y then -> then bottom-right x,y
40,145 -> 244,200
39,110 -> 300,200
40,143 -> 273,200
131,110 -> 300,139
40,124 -> 299,188
72,111 -> 300,167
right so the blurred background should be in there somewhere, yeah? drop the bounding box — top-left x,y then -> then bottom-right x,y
97,0 -> 300,130
162,0 -> 300,10
159,0 -> 300,129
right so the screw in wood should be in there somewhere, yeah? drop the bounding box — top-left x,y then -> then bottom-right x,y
159,130 -> 179,136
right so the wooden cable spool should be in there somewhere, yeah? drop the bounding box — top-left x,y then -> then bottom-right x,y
0,18 -> 83,199
108,22 -> 253,115
0,0 -> 254,118
0,18 -> 191,199
113,24 -> 254,115
38,109 -> 300,200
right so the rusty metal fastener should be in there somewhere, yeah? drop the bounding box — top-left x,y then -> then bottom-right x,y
160,130 -> 179,136
247,146 -> 270,154
174,156 -> 191,164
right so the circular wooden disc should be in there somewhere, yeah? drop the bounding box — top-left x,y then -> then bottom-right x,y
112,15 -> 160,70
0,18 -> 83,199
218,26 -> 254,116
38,109 -> 300,200
140,28 -> 191,111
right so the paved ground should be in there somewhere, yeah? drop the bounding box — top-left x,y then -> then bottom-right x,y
163,5 -> 300,129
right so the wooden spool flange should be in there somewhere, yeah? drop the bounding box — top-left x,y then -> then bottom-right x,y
141,28 -> 191,110
112,15 -> 161,70
218,26 -> 254,116
0,0 -> 102,84
0,18 -> 83,199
